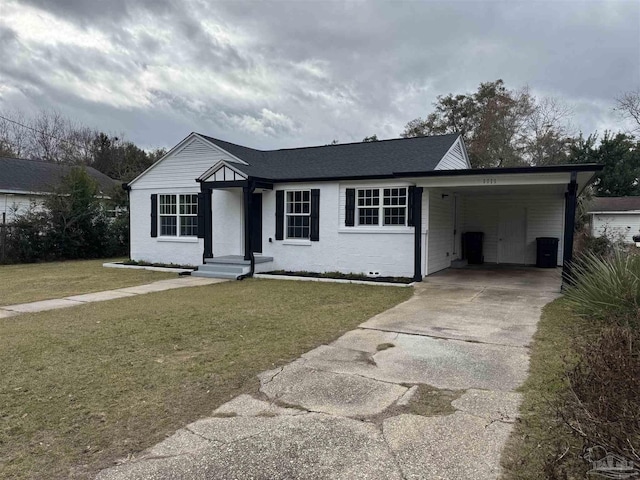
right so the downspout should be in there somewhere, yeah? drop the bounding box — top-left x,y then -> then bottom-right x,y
413,187 -> 424,282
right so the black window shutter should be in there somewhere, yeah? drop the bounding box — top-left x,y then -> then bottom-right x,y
345,188 -> 355,227
150,194 -> 158,237
310,189 -> 320,241
275,190 -> 284,240
407,186 -> 416,227
197,192 -> 206,238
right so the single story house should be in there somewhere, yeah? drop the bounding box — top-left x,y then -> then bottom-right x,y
0,156 -> 116,223
588,196 -> 640,243
127,132 -> 601,280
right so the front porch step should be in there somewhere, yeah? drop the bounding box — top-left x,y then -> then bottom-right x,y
192,270 -> 242,280
204,255 -> 274,265
194,255 -> 274,280
198,264 -> 248,275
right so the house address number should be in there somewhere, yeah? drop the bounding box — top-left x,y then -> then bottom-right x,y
482,178 -> 497,184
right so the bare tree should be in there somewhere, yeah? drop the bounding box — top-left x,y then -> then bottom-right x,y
522,97 -> 575,166
615,89 -> 640,133
29,110 -> 71,163
0,110 -> 31,158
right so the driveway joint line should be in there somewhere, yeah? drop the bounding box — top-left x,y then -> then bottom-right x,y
356,326 -> 531,350
294,359 -> 410,388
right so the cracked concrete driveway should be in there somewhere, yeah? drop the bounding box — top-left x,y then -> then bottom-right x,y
97,267 -> 561,480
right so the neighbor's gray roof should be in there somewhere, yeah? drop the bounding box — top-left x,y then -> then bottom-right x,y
199,133 -> 461,180
0,156 -> 117,194
590,196 -> 640,213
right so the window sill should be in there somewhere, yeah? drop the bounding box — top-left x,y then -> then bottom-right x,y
338,227 -> 412,234
157,237 -> 200,243
282,239 -> 312,246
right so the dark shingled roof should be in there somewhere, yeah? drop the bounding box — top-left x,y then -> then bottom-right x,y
590,196 -> 640,213
0,156 -> 117,194
199,133 -> 461,180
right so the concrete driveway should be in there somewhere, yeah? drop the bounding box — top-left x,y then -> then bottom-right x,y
97,268 -> 560,480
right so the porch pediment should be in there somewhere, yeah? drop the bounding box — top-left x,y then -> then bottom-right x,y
198,161 -> 248,183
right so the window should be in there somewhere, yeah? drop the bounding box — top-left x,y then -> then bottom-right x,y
286,190 -> 311,239
158,194 -> 198,237
356,187 -> 407,226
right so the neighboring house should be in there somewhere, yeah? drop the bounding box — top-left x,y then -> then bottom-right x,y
0,156 -> 117,223
127,132 -> 601,280
588,196 -> 640,243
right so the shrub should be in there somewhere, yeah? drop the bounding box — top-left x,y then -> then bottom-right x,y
564,250 -> 640,327
560,325 -> 640,463
1,167 -> 129,263
3,207 -> 50,263
578,235 -> 613,259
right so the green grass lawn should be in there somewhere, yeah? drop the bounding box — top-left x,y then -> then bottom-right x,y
500,299 -> 601,479
0,279 -> 412,480
0,259 -> 175,306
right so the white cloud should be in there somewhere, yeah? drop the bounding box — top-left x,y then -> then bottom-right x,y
0,0 -> 637,150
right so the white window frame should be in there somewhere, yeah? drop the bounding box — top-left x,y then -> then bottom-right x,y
356,187 -> 408,227
158,194 -> 198,237
285,189 -> 311,240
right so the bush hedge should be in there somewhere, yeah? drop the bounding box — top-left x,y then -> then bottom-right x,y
1,167 -> 128,264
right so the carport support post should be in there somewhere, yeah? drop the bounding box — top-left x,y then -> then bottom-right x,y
562,172 -> 578,287
413,187 -> 424,282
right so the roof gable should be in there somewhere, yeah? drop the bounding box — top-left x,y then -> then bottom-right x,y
128,133 -> 248,187
199,161 -> 248,182
434,136 -> 471,170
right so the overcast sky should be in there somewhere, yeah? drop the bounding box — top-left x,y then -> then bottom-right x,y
0,0 -> 638,150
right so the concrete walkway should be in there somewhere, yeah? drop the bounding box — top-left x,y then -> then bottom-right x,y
97,269 -> 560,480
0,276 -> 225,318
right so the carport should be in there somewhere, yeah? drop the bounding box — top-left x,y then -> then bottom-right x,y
406,165 -> 602,281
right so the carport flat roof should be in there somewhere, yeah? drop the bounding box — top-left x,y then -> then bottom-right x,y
412,164 -> 601,195
396,163 -> 602,178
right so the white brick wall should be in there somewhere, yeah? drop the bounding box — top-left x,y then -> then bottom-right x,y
129,187 -> 204,266
258,181 -> 415,277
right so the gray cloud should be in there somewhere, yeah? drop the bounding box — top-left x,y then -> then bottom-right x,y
0,0 -> 638,151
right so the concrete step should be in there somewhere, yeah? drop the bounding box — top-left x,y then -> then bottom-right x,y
204,256 -> 274,265
192,270 -> 240,280
198,264 -> 248,274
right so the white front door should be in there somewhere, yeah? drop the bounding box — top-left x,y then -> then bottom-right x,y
498,206 -> 526,264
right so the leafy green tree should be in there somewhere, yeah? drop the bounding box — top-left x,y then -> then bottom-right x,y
569,132 -> 640,197
91,132 -> 157,182
43,167 -> 109,259
362,134 -> 379,142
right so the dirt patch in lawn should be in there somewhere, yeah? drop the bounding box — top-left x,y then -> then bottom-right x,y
0,278 -> 412,479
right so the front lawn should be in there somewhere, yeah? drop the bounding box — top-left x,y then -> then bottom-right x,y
0,259 -> 175,306
500,299 -> 600,479
0,279 -> 412,479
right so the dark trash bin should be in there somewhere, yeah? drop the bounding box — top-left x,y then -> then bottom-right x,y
462,232 -> 484,264
536,237 -> 559,268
